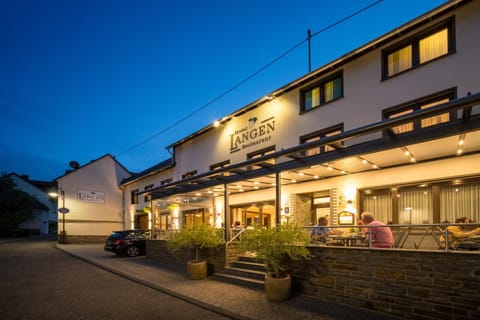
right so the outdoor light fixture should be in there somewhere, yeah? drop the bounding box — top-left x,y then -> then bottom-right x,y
48,187 -> 69,243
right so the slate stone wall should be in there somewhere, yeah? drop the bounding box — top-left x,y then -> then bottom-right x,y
295,247 -> 480,319
146,240 -> 480,319
146,240 -> 226,276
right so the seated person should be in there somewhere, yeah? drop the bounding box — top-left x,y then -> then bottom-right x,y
440,217 -> 480,249
310,217 -> 335,243
360,212 -> 394,248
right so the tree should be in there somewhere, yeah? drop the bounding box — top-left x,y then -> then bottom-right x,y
0,174 -> 44,237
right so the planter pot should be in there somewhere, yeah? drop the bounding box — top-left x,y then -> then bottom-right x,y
187,260 -> 207,280
265,273 -> 291,301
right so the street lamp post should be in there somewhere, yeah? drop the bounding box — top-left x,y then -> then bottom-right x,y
48,187 -> 70,243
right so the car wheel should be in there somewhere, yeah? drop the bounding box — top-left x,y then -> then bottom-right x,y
126,246 -> 141,257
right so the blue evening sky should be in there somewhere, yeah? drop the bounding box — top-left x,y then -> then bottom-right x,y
0,0 -> 446,181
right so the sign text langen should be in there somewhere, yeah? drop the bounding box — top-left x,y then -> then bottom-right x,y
230,116 -> 275,153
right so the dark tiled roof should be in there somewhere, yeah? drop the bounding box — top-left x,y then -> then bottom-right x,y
120,158 -> 174,185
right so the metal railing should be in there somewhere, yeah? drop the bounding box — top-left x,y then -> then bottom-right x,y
304,223 -> 480,252
149,223 -> 480,253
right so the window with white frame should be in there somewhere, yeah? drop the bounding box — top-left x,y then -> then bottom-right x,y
382,17 -> 454,79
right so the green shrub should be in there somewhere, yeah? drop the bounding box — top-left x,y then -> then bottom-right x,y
240,223 -> 311,278
166,224 -> 224,262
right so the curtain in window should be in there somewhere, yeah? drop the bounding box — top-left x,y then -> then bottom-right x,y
398,188 -> 432,224
324,77 -> 341,103
440,184 -> 480,223
362,193 -> 392,223
420,98 -> 450,127
388,45 -> 412,76
305,87 -> 320,110
324,129 -> 342,152
389,109 -> 414,134
419,29 -> 448,64
324,81 -> 334,103
304,136 -> 320,156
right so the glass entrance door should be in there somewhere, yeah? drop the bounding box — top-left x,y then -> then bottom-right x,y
183,208 -> 211,229
231,201 -> 275,228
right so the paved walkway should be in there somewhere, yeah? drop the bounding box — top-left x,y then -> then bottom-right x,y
56,244 -> 400,320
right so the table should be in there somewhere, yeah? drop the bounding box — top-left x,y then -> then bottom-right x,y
327,234 -> 366,247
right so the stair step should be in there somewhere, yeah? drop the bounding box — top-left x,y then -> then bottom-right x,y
222,266 -> 265,281
231,260 -> 265,272
237,255 -> 263,264
214,272 -> 264,290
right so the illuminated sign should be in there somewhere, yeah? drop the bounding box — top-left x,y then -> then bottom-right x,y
230,116 -> 275,153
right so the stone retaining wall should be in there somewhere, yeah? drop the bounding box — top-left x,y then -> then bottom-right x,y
146,240 -> 226,276
295,247 -> 480,319
145,241 -> 479,319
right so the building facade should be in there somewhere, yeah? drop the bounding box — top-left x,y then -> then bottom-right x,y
121,0 -> 480,238
55,154 -> 131,242
9,173 -> 57,235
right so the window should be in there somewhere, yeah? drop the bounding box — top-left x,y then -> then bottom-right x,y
182,170 -> 197,179
131,189 -> 139,204
144,184 -> 153,202
387,45 -> 412,76
383,89 -> 456,135
210,160 -> 230,178
362,192 -> 393,224
300,71 -> 343,112
161,178 -> 172,185
300,124 -> 344,157
398,187 -> 433,224
383,18 -> 454,79
440,183 -> 480,223
247,146 -> 275,170
361,179 -> 480,226
210,160 -> 230,171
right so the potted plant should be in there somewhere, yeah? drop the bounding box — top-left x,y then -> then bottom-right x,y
166,223 -> 224,280
239,223 -> 311,301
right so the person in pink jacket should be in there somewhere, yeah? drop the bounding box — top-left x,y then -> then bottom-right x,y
361,212 -> 394,248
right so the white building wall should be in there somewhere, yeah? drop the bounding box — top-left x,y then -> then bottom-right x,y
57,155 -> 130,236
122,167 -> 175,230
172,1 -> 480,176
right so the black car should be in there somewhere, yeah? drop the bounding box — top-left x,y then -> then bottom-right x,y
104,229 -> 150,257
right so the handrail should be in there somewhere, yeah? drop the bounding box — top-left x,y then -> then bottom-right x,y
225,228 -> 246,247
304,223 -> 480,252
